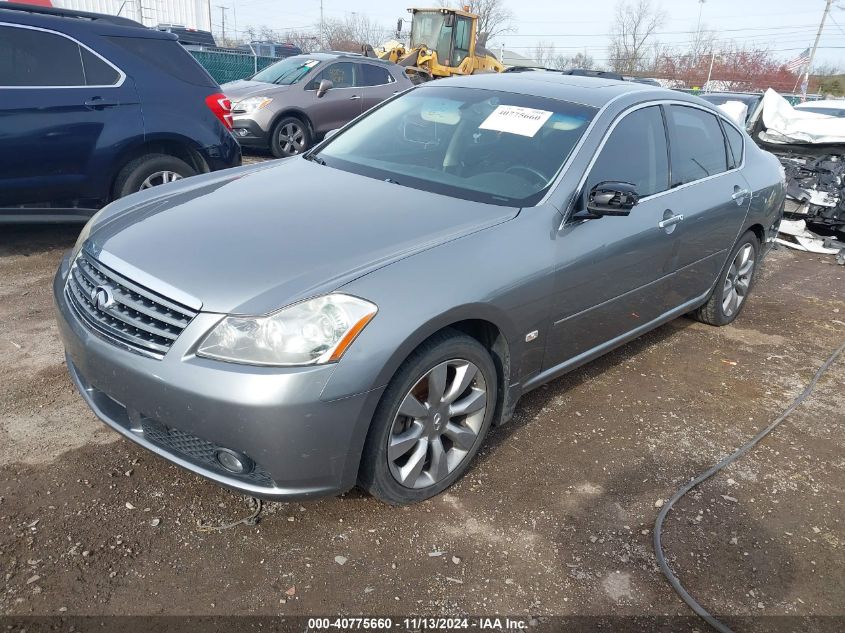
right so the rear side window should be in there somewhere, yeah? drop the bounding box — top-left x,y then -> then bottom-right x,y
358,63 -> 393,87
0,25 -> 84,86
108,36 -> 216,87
80,48 -> 120,85
587,105 -> 669,198
667,105 -> 729,186
723,122 -> 744,169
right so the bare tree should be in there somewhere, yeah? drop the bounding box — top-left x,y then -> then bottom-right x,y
440,0 -> 514,41
608,0 -> 666,74
532,42 -> 596,70
322,13 -> 392,51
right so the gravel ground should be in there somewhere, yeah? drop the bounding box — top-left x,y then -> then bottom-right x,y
1,171 -> 843,630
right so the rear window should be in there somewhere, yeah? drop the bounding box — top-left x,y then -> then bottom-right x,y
723,122 -> 744,169
107,36 -> 216,87
80,48 -> 120,86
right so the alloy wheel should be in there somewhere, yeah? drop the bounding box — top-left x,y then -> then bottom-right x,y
278,122 -> 306,155
139,171 -> 183,190
722,243 -> 755,317
387,359 -> 489,490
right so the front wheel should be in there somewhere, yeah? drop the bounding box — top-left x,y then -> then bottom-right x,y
693,230 -> 760,326
270,116 -> 312,158
359,331 -> 497,505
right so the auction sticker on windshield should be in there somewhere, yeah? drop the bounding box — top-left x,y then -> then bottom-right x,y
479,105 -> 553,137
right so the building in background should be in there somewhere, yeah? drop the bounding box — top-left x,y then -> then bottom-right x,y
1,0 -> 211,31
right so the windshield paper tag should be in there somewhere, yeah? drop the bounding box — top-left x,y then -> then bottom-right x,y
304,60 -> 319,67
479,105 -> 553,137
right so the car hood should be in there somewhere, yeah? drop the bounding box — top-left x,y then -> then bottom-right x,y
222,80 -> 289,101
85,159 -> 518,315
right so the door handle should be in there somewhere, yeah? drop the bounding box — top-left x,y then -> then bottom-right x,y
84,97 -> 119,109
658,214 -> 685,229
732,187 -> 750,203
349,95 -> 362,100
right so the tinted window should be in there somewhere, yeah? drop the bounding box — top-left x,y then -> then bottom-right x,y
80,48 -> 120,85
668,106 -> 729,186
316,86 -> 596,206
358,63 -> 393,87
108,37 -> 216,87
0,25 -> 84,86
587,106 -> 669,197
723,122 -> 744,169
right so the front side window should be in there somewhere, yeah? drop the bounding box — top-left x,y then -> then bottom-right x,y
667,105 -> 729,186
0,25 -> 85,86
586,106 -> 669,198
307,62 -> 355,89
252,55 -> 320,85
314,86 -> 596,206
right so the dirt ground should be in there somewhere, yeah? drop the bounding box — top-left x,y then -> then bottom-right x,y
1,193 -> 844,630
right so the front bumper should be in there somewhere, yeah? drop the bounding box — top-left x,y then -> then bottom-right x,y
231,118 -> 271,149
53,255 -> 383,500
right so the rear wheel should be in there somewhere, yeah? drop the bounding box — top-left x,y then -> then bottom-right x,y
113,153 -> 196,199
359,331 -> 497,505
693,230 -> 759,326
270,116 -> 312,157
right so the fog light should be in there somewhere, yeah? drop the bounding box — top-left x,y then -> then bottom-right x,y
215,448 -> 253,474
235,128 -> 248,137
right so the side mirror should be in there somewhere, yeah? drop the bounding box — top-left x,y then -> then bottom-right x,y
586,181 -> 639,217
316,79 -> 333,98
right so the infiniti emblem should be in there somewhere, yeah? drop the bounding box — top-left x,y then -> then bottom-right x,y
432,412 -> 443,432
91,284 -> 116,311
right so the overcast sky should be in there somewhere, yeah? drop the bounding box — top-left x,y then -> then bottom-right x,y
221,0 -> 845,68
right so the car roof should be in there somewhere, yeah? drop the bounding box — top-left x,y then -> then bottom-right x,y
298,51 -> 398,67
422,72 -> 686,109
0,1 -> 176,39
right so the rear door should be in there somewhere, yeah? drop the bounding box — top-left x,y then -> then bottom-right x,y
0,23 -> 141,209
305,61 -> 362,134
356,62 -> 399,112
661,104 -> 751,303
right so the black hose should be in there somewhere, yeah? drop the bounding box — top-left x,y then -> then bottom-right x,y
654,340 -> 845,633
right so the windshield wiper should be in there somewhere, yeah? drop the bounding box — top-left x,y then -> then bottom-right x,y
304,153 -> 326,165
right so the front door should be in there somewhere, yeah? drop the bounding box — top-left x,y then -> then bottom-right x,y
544,104 -> 685,370
0,24 -> 141,209
306,62 -> 363,134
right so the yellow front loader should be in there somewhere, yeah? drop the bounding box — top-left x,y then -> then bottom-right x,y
369,7 -> 504,81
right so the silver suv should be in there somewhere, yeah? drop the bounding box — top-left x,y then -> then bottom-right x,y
223,52 -> 413,157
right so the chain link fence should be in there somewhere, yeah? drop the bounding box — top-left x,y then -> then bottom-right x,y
190,49 -> 281,85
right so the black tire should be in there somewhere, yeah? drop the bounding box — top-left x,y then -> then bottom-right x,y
693,230 -> 760,326
270,116 -> 312,158
359,330 -> 497,505
113,153 -> 196,199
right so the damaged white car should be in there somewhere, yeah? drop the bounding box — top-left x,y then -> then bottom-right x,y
717,89 -> 845,243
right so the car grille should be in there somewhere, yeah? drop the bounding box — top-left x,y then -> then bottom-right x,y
139,417 -> 274,487
65,251 -> 198,358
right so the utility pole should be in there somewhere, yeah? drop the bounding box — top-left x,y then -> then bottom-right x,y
135,0 -> 144,25
216,4 -> 229,41
803,0 -> 834,98
693,0 -> 706,65
319,0 -> 325,50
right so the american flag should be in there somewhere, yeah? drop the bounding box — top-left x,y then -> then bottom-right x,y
786,48 -> 811,73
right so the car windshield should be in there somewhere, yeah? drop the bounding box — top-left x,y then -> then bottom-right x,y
313,86 -> 597,206
252,56 -> 319,85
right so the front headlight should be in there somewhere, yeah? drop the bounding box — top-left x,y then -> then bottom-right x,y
197,294 -> 377,366
233,96 -> 273,115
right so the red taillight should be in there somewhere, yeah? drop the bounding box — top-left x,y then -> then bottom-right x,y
205,92 -> 233,130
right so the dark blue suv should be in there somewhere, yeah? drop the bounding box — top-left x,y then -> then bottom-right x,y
0,3 -> 241,222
